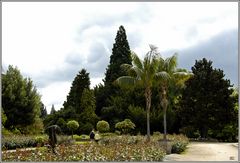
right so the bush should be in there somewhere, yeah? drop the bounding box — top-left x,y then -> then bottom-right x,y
99,132 -> 117,137
2,135 -> 44,150
115,119 -> 135,134
67,120 -> 79,136
80,134 -> 90,140
171,134 -> 189,154
171,141 -> 188,154
73,135 -> 82,141
96,120 -> 110,133
153,131 -> 161,136
35,135 -> 48,146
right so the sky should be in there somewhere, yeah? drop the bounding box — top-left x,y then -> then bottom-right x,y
2,2 -> 238,113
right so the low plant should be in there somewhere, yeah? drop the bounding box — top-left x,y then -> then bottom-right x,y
2,139 -> 166,161
96,120 -> 110,133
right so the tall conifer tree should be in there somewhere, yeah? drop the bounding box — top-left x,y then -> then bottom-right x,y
95,25 -> 132,117
63,69 -> 90,113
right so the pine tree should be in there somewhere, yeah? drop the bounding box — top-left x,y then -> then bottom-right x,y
104,25 -> 132,84
96,25 -> 132,117
63,69 -> 90,113
179,58 -> 236,138
40,102 -> 48,119
2,65 -> 42,129
78,88 -> 99,133
50,104 -> 56,114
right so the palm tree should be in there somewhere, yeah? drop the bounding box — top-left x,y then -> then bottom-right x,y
155,54 -> 193,144
115,45 -> 159,142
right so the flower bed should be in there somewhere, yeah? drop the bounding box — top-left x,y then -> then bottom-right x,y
2,141 -> 166,161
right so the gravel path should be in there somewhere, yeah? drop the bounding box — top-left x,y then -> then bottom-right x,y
164,142 -> 238,161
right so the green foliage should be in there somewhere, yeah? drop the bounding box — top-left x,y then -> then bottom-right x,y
96,120 -> 110,133
96,25 -> 132,121
127,105 -> 146,134
2,108 -> 7,127
67,120 -> 79,135
2,65 -> 42,132
171,141 -> 188,154
73,134 -> 82,141
115,119 -> 136,134
50,104 -> 56,114
214,124 -> 238,142
78,122 -> 94,134
79,88 -> 99,126
104,25 -> 132,85
63,69 -> 90,113
179,58 -> 237,140
2,135 -> 47,150
40,102 -> 47,119
115,46 -> 160,141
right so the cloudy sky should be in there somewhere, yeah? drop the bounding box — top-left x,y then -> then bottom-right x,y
3,2 -> 238,113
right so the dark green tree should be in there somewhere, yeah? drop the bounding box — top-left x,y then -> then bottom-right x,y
40,102 -> 48,119
104,25 -> 132,84
96,25 -> 132,117
2,65 -> 42,131
78,88 -> 99,128
50,104 -> 56,115
63,69 -> 90,113
179,58 -> 236,139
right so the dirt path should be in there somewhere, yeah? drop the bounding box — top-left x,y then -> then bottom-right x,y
164,142 -> 238,161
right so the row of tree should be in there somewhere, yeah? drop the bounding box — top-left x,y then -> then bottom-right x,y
2,25 -> 238,142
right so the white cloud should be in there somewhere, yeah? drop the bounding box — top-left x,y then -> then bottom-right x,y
3,2 -> 237,113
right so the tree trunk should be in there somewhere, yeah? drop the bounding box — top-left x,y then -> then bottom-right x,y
145,87 -> 151,142
163,111 -> 167,141
160,86 -> 168,150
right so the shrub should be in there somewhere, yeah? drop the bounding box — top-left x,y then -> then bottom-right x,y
153,131 -> 161,136
96,120 -> 110,133
99,132 -> 117,137
67,120 -> 79,137
2,135 -> 44,150
80,134 -> 90,140
171,141 -> 188,154
73,135 -> 81,141
115,119 -> 135,134
35,135 -> 48,146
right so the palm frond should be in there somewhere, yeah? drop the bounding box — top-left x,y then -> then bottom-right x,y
120,64 -> 133,73
114,76 -> 136,88
131,51 -> 143,70
165,53 -> 177,73
155,71 -> 171,81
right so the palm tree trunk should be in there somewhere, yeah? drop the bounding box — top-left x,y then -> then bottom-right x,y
145,87 -> 151,142
163,111 -> 167,141
160,86 -> 168,150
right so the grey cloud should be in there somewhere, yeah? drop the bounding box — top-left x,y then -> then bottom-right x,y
75,5 -> 152,43
163,29 -> 238,87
